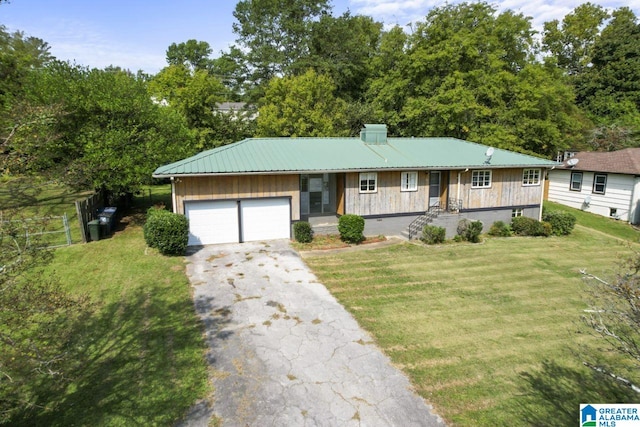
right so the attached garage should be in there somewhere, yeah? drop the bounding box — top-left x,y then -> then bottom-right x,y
185,198 -> 291,246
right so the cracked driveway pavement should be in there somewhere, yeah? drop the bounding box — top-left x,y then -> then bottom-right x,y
185,240 -> 444,427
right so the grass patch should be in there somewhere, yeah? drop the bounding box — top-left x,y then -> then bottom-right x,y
291,234 -> 386,251
304,227 -> 639,426
544,200 -> 640,242
8,183 -> 210,425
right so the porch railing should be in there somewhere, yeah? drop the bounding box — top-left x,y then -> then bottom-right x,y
406,199 -> 463,240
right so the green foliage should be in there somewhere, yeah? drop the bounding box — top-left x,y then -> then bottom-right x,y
511,216 -> 552,237
231,0 -> 331,100
542,210 -> 577,235
337,214 -> 365,244
166,39 -> 213,72
143,207 -> 189,255
293,221 -> 314,243
456,219 -> 483,242
0,209 -> 94,423
488,221 -> 513,237
257,69 -> 349,137
421,225 -> 446,244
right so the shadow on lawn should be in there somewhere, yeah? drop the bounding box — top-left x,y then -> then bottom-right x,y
10,288 -> 230,426
515,360 -> 637,426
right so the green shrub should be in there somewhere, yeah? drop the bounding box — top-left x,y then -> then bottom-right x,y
293,221 -> 314,243
466,221 -> 484,243
457,219 -> 483,243
421,225 -> 446,245
511,216 -> 551,237
456,219 -> 471,238
542,210 -> 576,235
488,221 -> 512,237
143,208 -> 189,255
338,214 -> 365,244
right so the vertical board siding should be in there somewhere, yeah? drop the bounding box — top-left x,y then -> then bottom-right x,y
460,169 -> 542,209
344,171 -> 428,216
175,175 -> 300,221
548,170 -> 636,222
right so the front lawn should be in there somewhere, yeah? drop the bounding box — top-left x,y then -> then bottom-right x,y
6,184 -> 210,426
304,228 -> 639,426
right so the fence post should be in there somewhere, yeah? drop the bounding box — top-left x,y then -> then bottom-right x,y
63,213 -> 72,245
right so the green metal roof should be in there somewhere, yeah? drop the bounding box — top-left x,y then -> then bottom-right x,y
153,136 -> 558,177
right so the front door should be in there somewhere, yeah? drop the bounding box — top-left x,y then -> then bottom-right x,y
429,171 -> 441,209
300,174 -> 336,216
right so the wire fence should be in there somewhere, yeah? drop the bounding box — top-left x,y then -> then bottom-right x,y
1,213 -> 72,249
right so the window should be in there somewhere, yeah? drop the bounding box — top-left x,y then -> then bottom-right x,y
401,171 -> 418,192
522,169 -> 541,186
359,172 -> 377,193
512,208 -> 523,218
610,208 -> 618,218
570,172 -> 583,191
472,170 -> 492,188
592,173 -> 607,194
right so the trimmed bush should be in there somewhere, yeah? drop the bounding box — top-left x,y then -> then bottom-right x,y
338,214 -> 365,244
511,216 -> 552,237
456,219 -> 483,243
488,221 -> 512,237
456,218 -> 471,238
143,207 -> 189,255
466,221 -> 484,243
421,225 -> 446,245
293,221 -> 314,243
542,210 -> 576,236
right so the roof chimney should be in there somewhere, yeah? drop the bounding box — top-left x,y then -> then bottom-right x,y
360,124 -> 387,144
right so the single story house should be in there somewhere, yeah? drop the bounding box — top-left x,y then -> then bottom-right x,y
153,124 -> 558,245
547,148 -> 640,224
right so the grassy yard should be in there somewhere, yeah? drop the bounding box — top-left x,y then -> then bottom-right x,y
545,200 -> 640,242
4,181 -> 211,426
304,225 -> 639,426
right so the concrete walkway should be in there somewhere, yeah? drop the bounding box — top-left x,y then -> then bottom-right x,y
183,239 -> 444,427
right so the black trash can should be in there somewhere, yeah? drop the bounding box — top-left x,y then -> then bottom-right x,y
88,219 -> 101,242
97,207 -> 117,233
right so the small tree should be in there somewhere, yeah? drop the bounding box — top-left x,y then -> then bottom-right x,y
338,214 -> 365,244
580,251 -> 640,393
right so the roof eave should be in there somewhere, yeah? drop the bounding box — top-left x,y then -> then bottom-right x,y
153,163 -> 557,178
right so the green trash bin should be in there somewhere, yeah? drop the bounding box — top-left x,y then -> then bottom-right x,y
88,219 -> 101,242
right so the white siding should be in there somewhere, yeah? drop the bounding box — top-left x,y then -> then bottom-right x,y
548,170 -> 636,222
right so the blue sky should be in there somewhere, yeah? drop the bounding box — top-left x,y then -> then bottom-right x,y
2,0 -> 639,75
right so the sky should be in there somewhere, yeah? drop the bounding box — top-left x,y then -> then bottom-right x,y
1,0 -> 639,75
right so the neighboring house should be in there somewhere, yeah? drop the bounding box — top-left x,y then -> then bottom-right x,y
153,124 -> 558,245
547,148 -> 640,224
215,102 -> 257,121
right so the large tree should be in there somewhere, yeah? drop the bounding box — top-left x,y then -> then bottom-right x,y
166,39 -> 213,72
300,12 -> 382,101
575,7 -> 640,130
366,2 -> 585,156
542,3 -> 610,76
230,0 -> 331,100
5,62 -> 194,195
256,69 -> 348,137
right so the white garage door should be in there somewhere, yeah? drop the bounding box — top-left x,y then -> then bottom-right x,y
241,198 -> 291,242
185,200 -> 239,246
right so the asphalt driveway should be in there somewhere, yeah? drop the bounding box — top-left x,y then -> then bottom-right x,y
183,239 -> 444,426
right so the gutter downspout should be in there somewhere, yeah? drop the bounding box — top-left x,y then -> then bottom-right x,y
170,177 -> 177,213
539,169 -> 547,221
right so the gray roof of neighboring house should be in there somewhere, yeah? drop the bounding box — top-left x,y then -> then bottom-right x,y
560,148 -> 640,175
154,125 -> 558,177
